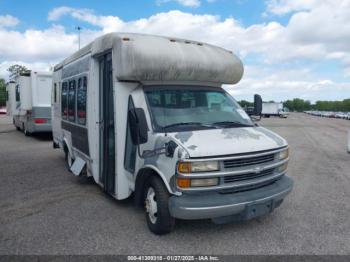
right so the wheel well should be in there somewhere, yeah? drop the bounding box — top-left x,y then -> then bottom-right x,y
134,168 -> 163,207
63,141 -> 69,155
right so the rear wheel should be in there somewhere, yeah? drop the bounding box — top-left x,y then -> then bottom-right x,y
23,125 -> 31,136
144,176 -> 175,235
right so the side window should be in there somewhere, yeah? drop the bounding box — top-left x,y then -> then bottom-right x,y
15,85 -> 20,102
57,82 -> 61,104
6,91 -> 9,101
68,80 -> 76,122
53,83 -> 57,103
61,82 -> 68,120
77,76 -> 87,125
124,96 -> 137,173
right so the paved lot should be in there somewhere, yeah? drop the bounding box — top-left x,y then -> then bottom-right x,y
1,113 -> 350,255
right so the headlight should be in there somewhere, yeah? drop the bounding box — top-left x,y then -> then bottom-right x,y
191,178 -> 219,187
278,148 -> 289,160
177,161 -> 219,173
176,177 -> 219,188
277,162 -> 288,173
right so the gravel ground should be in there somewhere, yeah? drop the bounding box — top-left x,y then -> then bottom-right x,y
1,113 -> 350,255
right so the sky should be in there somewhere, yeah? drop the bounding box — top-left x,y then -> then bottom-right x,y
0,0 -> 349,102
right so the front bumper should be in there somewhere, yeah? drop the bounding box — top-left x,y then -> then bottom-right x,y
169,175 -> 293,222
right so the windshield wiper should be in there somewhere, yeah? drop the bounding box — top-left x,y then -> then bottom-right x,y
163,122 -> 216,130
213,121 -> 253,128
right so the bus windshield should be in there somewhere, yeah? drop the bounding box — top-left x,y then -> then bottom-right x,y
144,86 -> 254,132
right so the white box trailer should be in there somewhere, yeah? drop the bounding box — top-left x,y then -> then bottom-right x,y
262,102 -> 288,118
9,71 -> 53,135
52,33 -> 293,234
6,81 -> 17,116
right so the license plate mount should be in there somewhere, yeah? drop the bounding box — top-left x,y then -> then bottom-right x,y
245,200 -> 273,220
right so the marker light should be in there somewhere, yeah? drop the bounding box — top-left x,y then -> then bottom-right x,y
176,178 -> 190,188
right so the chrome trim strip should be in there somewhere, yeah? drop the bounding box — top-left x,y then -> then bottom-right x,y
181,146 -> 288,162
177,158 -> 289,178
177,172 -> 286,192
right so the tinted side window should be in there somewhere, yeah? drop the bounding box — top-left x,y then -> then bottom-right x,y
68,80 -> 76,122
124,97 -> 137,173
77,77 -> 87,125
15,85 -> 20,102
61,82 -> 68,120
53,83 -> 57,103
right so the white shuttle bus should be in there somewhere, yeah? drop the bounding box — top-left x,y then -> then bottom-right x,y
8,71 -> 53,135
52,33 -> 293,234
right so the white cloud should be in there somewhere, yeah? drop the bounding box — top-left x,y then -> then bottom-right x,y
265,0 -> 319,15
47,6 -> 73,21
0,15 -> 19,28
225,66 -> 350,102
0,25 -> 78,62
48,6 -> 124,33
156,0 -> 201,7
1,5 -> 350,100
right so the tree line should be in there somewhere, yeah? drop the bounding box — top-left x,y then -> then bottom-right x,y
239,98 -> 350,112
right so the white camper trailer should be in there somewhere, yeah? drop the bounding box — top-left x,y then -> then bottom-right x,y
52,33 -> 293,234
9,71 -> 52,135
6,81 -> 16,116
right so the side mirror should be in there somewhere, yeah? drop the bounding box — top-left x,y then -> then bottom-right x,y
254,94 -> 262,116
128,108 -> 148,145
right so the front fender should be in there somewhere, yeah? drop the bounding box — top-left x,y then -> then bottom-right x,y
137,164 -> 176,195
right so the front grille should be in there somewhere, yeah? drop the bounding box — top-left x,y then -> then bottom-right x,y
223,168 -> 274,183
223,154 -> 275,169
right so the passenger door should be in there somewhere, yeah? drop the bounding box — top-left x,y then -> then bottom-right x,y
99,53 -> 115,195
51,82 -> 61,141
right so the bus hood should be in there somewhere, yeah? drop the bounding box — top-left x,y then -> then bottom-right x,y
169,127 -> 287,158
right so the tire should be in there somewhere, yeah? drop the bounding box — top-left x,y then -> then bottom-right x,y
23,126 -> 31,136
144,176 -> 175,235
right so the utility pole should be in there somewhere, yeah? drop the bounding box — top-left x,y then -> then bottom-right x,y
75,26 -> 82,50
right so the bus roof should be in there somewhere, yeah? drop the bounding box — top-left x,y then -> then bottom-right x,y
54,32 -> 244,85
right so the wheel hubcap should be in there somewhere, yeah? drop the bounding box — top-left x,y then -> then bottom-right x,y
145,187 -> 157,224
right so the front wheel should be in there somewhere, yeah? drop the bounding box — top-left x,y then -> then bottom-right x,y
144,176 -> 175,235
